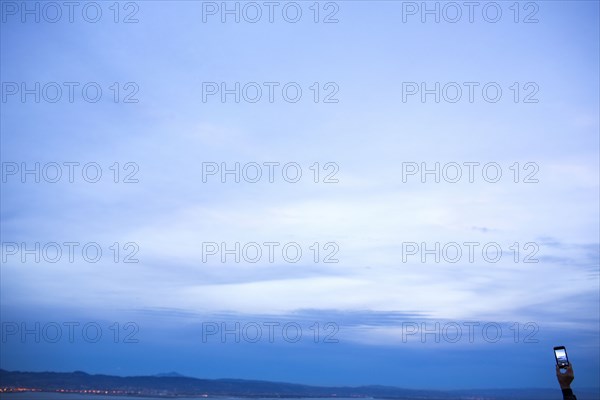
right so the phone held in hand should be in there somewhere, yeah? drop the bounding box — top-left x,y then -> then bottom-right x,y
554,346 -> 570,368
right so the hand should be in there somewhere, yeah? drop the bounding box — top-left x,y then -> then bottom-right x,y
556,364 -> 574,389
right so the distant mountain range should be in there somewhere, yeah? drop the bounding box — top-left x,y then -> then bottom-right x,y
154,372 -> 188,378
1,369 -> 598,400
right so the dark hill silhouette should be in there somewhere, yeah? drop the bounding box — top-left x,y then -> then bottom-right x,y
1,369 -> 599,399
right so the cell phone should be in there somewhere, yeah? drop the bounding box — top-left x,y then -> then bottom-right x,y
554,346 -> 570,368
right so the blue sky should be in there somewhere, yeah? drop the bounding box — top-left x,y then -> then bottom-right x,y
1,0 -> 599,391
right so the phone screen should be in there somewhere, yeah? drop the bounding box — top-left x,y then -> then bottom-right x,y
554,347 -> 569,367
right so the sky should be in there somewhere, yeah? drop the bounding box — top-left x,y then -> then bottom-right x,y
1,0 -> 599,391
